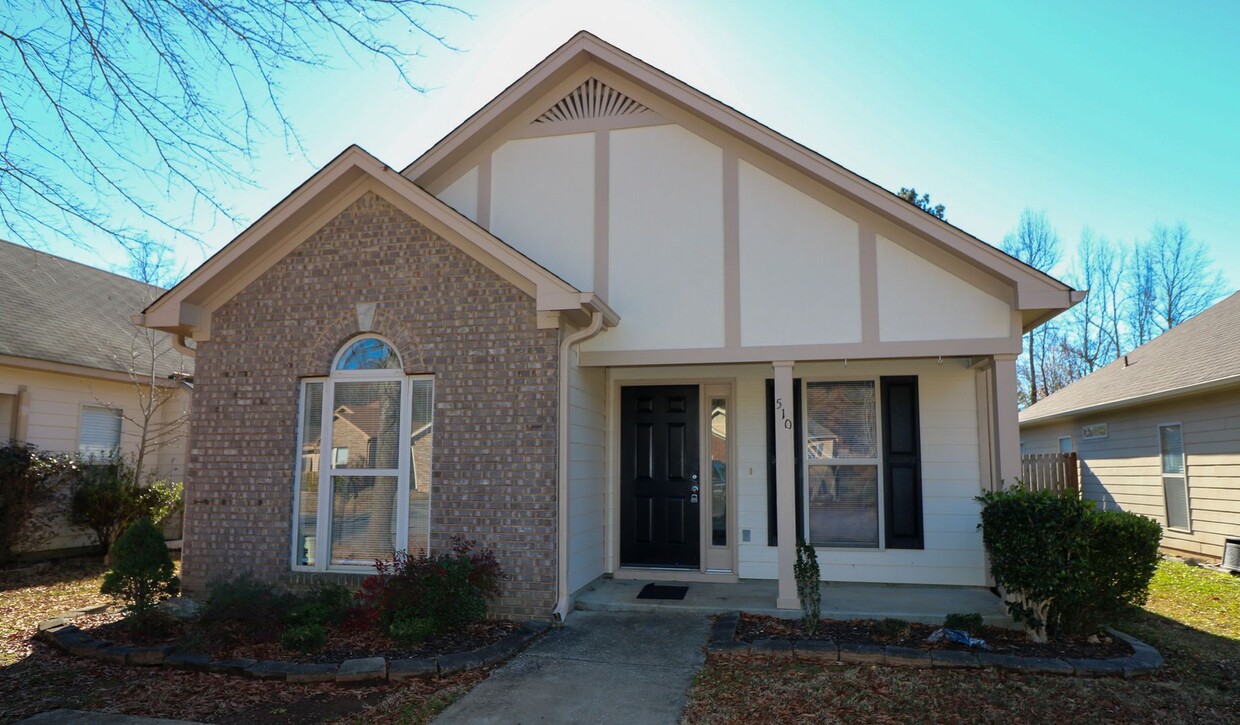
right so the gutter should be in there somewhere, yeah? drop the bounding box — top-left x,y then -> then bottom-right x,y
552,311 -> 605,623
172,335 -> 197,359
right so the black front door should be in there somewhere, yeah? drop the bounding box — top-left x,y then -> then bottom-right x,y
620,385 -> 700,568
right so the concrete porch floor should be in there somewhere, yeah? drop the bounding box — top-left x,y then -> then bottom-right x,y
574,577 -> 1016,628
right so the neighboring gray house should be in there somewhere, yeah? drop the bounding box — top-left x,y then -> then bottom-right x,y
1021,291 -> 1240,560
0,240 -> 192,555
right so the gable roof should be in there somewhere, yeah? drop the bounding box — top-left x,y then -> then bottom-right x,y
1021,291 -> 1240,425
140,145 -> 617,340
0,240 -> 190,381
404,31 -> 1080,331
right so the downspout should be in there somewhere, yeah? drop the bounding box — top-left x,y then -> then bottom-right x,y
552,311 -> 605,622
173,335 -> 197,358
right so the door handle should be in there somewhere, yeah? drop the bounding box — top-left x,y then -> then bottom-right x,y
690,484 -> 700,493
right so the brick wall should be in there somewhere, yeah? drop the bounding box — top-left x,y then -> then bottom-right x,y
184,191 -> 560,619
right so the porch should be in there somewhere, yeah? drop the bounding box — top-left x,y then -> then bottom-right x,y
573,577 -> 1017,628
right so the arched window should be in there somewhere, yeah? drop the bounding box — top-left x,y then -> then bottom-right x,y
293,336 -> 433,571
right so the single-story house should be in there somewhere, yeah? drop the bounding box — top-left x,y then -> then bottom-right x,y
1021,291 -> 1240,561
138,32 -> 1080,620
0,239 -> 192,556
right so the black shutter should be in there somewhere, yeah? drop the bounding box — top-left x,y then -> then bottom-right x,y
882,376 -> 923,549
765,378 -> 804,546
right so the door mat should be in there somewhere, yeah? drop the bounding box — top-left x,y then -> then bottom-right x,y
636,583 -> 689,601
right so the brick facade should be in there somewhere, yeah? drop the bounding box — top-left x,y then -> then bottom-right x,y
184,191 -> 561,619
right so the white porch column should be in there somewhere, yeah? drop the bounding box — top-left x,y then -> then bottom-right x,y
991,354 -> 1022,487
773,361 -> 799,610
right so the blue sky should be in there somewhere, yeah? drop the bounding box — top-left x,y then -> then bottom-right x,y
24,0 -> 1240,289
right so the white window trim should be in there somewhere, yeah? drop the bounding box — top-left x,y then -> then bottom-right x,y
1157,421 -> 1191,533
800,377 -> 886,552
291,336 -> 430,573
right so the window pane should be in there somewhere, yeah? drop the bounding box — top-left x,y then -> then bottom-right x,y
336,338 -> 401,370
805,382 -> 877,459
408,379 -> 434,555
332,381 -> 401,469
1159,425 -> 1184,474
296,382 -> 323,566
1059,437 -> 1073,454
1163,476 -> 1190,529
330,475 -> 397,566
807,465 -> 878,547
710,397 -> 728,547
79,405 -> 122,459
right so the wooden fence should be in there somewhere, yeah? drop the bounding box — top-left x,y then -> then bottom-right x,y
1020,452 -> 1080,496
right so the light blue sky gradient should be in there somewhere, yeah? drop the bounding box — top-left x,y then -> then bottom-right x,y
21,1 -> 1240,289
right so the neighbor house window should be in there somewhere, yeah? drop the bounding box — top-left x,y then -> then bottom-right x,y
78,405 -> 122,459
803,381 -> 879,548
1059,436 -> 1073,454
292,336 -> 433,571
1158,423 -> 1190,531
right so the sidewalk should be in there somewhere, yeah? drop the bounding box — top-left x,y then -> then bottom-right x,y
433,611 -> 710,724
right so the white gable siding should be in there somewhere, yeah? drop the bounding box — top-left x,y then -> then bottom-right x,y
739,161 -> 862,347
877,235 -> 1011,342
437,165 -> 478,222
586,124 -> 725,352
491,134 -> 595,291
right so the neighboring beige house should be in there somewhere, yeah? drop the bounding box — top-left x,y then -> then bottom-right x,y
0,240 -> 192,556
139,32 -> 1080,620
1021,291 -> 1240,560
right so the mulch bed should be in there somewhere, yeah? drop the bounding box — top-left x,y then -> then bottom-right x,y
735,613 -> 1133,659
85,613 -> 524,664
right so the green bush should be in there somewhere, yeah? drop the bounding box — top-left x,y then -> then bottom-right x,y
794,541 -> 822,635
70,457 -> 182,555
287,585 -> 354,628
358,537 -> 504,637
100,518 -> 179,614
195,572 -> 295,645
388,611 -> 440,645
978,486 -> 1162,641
281,622 -> 327,653
0,444 -> 83,562
943,612 -> 985,632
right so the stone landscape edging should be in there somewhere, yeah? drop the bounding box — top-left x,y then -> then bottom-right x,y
705,612 -> 1163,678
35,608 -> 550,685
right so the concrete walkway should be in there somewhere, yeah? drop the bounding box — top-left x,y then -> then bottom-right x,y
575,578 -> 1015,627
433,611 -> 710,724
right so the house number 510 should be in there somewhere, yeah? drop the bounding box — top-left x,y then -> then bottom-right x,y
775,398 -> 792,429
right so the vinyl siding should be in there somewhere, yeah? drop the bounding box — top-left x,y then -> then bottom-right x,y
567,352 -> 607,594
608,358 -> 986,586
0,364 -> 190,552
1020,386 -> 1240,559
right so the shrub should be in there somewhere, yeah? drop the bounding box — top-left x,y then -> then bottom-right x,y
196,572 -> 295,645
388,611 -> 440,645
794,541 -> 822,635
943,612 -> 985,633
978,485 -> 1162,641
281,622 -> 327,653
359,537 -> 503,636
70,457 -> 182,555
0,443 -> 83,562
874,618 -> 911,641
288,585 -> 354,628
100,518 -> 179,615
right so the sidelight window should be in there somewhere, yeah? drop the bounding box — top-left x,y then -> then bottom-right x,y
292,336 -> 433,571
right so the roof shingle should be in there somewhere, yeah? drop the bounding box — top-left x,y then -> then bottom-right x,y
1020,291 -> 1240,424
0,240 -> 191,379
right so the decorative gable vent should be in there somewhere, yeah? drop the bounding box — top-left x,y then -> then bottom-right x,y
533,78 -> 651,124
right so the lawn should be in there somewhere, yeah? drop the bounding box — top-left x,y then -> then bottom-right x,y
683,560 -> 1240,724
0,558 -> 484,724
